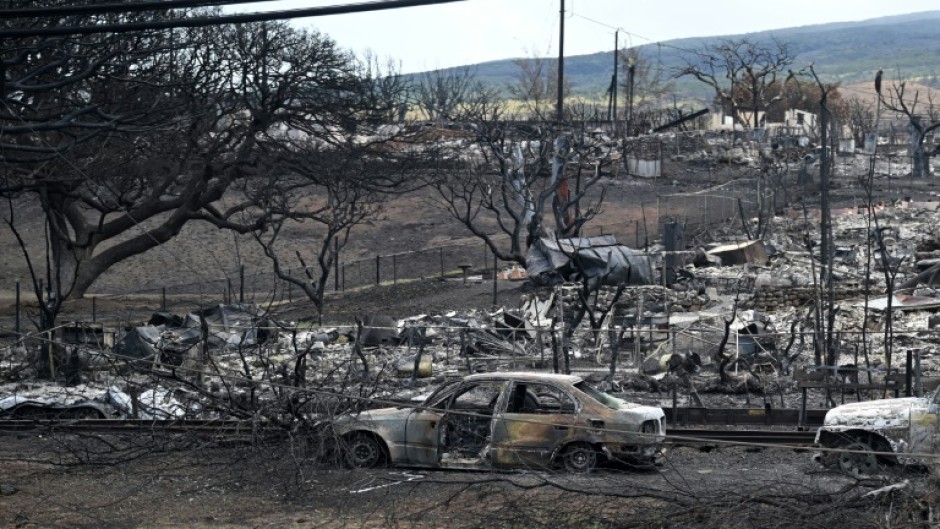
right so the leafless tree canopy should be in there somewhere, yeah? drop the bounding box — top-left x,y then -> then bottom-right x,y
427,100 -> 608,266
0,11 -> 406,337
677,38 -> 795,128
507,54 -> 571,120
879,80 -> 940,177
412,66 -> 495,121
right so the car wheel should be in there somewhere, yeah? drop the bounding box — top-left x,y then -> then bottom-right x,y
344,433 -> 386,469
560,443 -> 597,473
817,448 -> 839,468
837,441 -> 880,477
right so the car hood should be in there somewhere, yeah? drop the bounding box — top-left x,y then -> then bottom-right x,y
612,403 -> 665,423
824,398 -> 919,430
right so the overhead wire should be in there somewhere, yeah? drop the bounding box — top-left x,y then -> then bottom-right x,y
0,0 -> 466,38
0,0 -> 282,19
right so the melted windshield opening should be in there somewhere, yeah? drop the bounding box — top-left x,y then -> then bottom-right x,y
574,381 -> 625,410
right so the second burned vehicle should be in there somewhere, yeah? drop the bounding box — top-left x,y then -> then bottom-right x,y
815,385 -> 940,476
334,372 -> 666,472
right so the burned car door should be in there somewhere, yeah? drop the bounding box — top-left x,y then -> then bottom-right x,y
404,381 -> 461,466
437,381 -> 507,468
490,381 -> 579,469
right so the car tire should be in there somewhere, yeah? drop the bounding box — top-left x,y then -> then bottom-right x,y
344,433 -> 386,469
560,443 -> 597,473
837,441 -> 880,477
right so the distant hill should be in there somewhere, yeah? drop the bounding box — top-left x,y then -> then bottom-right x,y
424,10 -> 940,102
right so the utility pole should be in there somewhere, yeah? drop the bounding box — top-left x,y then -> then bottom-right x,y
556,0 -> 565,122
611,30 -> 618,127
626,61 -> 635,136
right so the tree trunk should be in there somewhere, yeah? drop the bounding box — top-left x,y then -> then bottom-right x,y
913,145 -> 932,178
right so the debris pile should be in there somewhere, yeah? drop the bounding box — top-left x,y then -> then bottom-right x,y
4,199 -> 940,418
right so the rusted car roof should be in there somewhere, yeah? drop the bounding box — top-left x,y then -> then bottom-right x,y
463,372 -> 582,384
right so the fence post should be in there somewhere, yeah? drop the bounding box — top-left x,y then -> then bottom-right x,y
161,287 -> 167,311
239,265 -> 245,303
393,254 -> 398,284
92,296 -> 97,323
15,280 -> 20,337
46,329 -> 55,380
440,247 -> 444,279
492,253 -> 498,306
287,267 -> 292,302
342,263 -> 346,292
483,243 -> 487,269
226,278 -> 231,304
376,255 -> 381,285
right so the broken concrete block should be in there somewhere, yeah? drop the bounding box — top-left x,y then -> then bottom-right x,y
396,355 -> 433,378
706,240 -> 769,266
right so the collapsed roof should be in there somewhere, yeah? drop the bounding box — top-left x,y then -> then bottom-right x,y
526,235 -> 654,288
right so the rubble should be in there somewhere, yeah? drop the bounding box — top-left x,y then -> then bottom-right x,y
526,235 -> 654,287
3,198 -> 940,424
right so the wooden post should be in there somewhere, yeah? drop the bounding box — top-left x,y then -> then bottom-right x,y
376,255 -> 381,285
393,254 -> 398,284
663,222 -> 684,286
15,280 -> 20,337
92,296 -> 97,323
672,384 -> 678,425
906,348 -> 913,397
492,253 -> 498,307
611,30 -> 618,126
46,330 -> 55,380
239,265 -> 245,303
556,0 -> 565,122
440,247 -> 445,279
161,287 -> 167,311
799,387 -> 808,430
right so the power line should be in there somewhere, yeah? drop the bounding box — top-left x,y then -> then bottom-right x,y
0,0 -> 281,19
0,0 -> 466,38
568,10 -> 700,56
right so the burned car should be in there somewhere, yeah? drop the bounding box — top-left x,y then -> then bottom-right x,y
334,372 -> 665,472
815,385 -> 940,475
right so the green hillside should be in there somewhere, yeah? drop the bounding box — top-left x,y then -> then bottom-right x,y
420,10 -> 940,102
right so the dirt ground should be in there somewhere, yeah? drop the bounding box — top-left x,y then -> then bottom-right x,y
0,430 -> 924,529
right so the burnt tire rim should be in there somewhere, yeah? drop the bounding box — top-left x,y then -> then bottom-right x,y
347,436 -> 382,468
838,441 -> 879,477
562,445 -> 597,473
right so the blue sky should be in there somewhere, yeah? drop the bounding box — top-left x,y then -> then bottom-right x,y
231,0 -> 940,72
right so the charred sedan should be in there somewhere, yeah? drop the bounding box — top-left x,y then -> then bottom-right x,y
334,372 -> 665,472
815,385 -> 940,475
